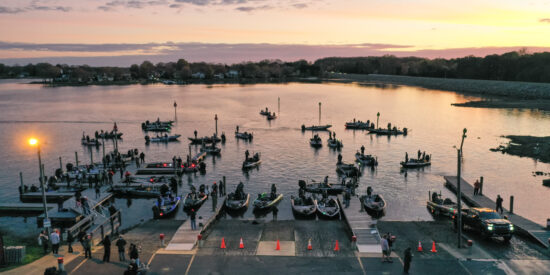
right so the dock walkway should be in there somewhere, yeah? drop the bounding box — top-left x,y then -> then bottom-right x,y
165,195 -> 225,251
0,203 -> 55,214
338,195 -> 381,253
444,176 -> 550,248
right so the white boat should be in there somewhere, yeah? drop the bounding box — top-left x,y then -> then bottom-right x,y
145,134 -> 181,143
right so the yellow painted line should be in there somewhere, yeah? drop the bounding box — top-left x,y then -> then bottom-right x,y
184,253 -> 196,275
355,252 -> 367,275
70,258 -> 88,274
147,250 -> 158,266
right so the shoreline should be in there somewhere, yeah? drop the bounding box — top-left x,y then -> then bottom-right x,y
491,135 -> 550,164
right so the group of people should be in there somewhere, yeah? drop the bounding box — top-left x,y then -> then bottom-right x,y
404,150 -> 430,163
380,233 -> 412,273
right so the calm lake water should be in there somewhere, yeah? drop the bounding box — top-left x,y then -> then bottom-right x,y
1,79 -> 550,236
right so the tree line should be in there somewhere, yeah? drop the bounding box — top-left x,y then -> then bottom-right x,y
2,50 -> 550,83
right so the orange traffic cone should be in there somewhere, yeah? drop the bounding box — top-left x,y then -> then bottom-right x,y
430,241 -> 437,253
334,240 -> 339,251
417,241 -> 423,252
220,238 -> 226,249
276,239 -> 281,251
239,238 -> 244,249
307,239 -> 312,250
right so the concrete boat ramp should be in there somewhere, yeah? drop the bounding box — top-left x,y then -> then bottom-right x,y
165,195 -> 225,251
339,195 -> 382,253
444,176 -> 550,248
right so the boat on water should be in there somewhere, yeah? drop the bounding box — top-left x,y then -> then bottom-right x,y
291,195 -> 316,217
242,151 -> 261,170
310,134 -> 322,148
143,124 -> 171,132
300,179 -> 345,195
316,197 -> 340,219
141,120 -> 173,129
400,151 -> 431,168
200,143 -> 221,155
543,179 -> 550,187
183,192 -> 208,210
188,135 -> 221,144
136,162 -> 177,175
225,192 -> 250,211
145,134 -> 181,143
368,123 -> 408,136
336,162 -> 360,177
96,131 -> 123,139
266,112 -> 277,120
152,194 -> 181,219
81,137 -> 101,146
361,187 -> 386,217
345,119 -> 373,130
253,192 -> 283,210
355,152 -> 378,167
111,183 -> 167,198
327,132 -> 343,149
260,107 -> 270,116
426,191 -> 462,217
302,124 -> 332,131
235,126 -> 253,141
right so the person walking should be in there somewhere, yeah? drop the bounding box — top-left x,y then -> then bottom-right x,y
139,152 -> 145,164
129,243 -> 140,267
403,247 -> 413,273
496,195 -> 504,214
83,234 -> 92,259
473,180 -> 480,196
116,235 -> 127,262
67,231 -> 74,253
39,230 -> 49,254
190,209 -> 197,230
381,234 -> 391,262
103,235 -> 111,262
50,229 -> 60,255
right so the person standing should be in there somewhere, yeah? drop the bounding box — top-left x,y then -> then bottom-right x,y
39,230 -> 49,254
103,235 -> 111,262
190,209 -> 197,230
381,234 -> 391,262
496,195 -> 504,214
344,189 -> 351,208
211,182 -> 218,211
95,183 -> 101,199
83,234 -> 92,259
135,157 -> 140,168
473,180 -> 480,196
140,152 -> 145,164
67,231 -> 74,253
129,243 -> 140,267
50,229 -> 60,255
403,247 -> 412,273
116,236 -> 127,262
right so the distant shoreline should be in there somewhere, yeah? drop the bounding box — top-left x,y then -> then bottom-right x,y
325,73 -> 550,111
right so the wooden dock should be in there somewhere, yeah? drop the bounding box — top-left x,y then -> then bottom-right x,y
165,195 -> 225,251
0,203 -> 55,214
444,176 -> 550,248
338,195 -> 382,253
20,192 -> 74,203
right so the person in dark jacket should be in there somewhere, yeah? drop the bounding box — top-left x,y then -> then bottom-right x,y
496,195 -> 504,214
83,234 -> 92,259
403,247 -> 413,273
129,243 -> 140,267
103,235 -> 111,262
116,236 -> 127,261
67,231 -> 74,253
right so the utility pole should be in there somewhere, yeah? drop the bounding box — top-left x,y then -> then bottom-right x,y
457,128 -> 467,248
318,102 -> 321,125
36,145 -> 49,234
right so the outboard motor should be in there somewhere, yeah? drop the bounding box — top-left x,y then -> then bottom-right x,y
301,125 -> 306,131
403,128 -> 408,135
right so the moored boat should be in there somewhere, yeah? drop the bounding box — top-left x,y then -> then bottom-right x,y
301,124 -> 332,131
316,197 -> 340,219
291,195 -> 316,217
183,192 -> 208,210
152,194 -> 181,219
145,134 -> 181,143
300,179 -> 345,195
242,151 -> 261,170
355,152 -> 378,167
361,187 -> 386,217
253,193 -> 283,210
345,119 -> 373,130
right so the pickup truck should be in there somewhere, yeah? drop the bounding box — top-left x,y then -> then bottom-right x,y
454,207 -> 514,242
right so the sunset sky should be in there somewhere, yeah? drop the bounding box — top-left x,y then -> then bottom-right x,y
1,0 -> 550,65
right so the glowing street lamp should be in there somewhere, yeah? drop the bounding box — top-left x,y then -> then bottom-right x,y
29,138 -> 49,232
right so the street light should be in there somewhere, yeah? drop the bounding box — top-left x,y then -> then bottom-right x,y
29,138 -> 49,233
455,128 -> 467,248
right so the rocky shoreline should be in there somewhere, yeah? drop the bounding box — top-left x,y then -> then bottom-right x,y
491,135 -> 550,163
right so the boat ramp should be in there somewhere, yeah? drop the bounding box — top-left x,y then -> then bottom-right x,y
338,195 -> 382,253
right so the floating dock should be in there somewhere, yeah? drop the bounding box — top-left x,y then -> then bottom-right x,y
444,176 -> 550,248
165,195 -> 225,251
20,192 -> 74,203
338,195 -> 382,253
0,203 -> 55,214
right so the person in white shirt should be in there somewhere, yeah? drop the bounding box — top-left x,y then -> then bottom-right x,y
50,230 -> 60,255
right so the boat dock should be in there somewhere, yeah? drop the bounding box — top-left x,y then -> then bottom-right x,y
444,176 -> 550,248
0,203 -> 55,214
338,195 -> 382,253
19,191 -> 74,203
165,195 -> 225,251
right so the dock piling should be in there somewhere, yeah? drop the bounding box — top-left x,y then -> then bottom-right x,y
510,195 -> 514,214
75,151 -> 79,167
19,172 -> 23,193
479,176 -> 484,195
59,157 -> 63,172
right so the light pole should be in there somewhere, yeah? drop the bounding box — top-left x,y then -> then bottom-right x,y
29,138 -> 49,233
456,128 -> 467,248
